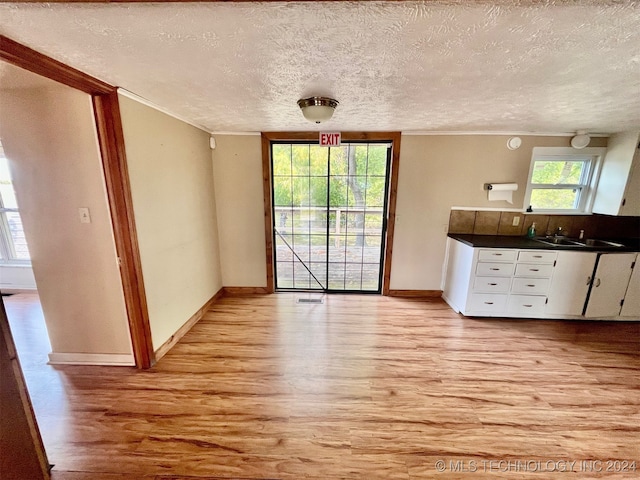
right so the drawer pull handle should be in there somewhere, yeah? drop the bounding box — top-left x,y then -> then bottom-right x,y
533,255 -> 543,258
530,268 -> 539,272
489,283 -> 498,286
493,253 -> 502,256
594,278 -> 601,287
526,284 -> 535,287
490,268 -> 500,271
484,302 -> 494,305
523,304 -> 533,308
586,276 -> 592,285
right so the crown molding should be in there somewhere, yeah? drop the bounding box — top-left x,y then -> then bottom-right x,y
401,130 -> 610,137
117,88 -> 210,133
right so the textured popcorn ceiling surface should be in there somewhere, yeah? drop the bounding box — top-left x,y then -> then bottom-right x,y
1,1 -> 639,133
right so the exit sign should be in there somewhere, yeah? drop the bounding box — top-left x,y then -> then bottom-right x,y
319,132 -> 341,147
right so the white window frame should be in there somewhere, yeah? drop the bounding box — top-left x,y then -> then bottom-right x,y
0,151 -> 30,266
523,147 -> 606,214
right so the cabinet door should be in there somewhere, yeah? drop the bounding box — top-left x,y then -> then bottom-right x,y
620,254 -> 640,317
592,132 -> 639,216
585,253 -> 636,318
547,252 -> 597,316
620,149 -> 640,216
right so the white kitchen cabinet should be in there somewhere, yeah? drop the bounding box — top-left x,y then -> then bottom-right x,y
620,253 -> 640,318
546,251 -> 598,316
585,253 -> 636,318
592,131 -> 640,216
442,239 -> 556,318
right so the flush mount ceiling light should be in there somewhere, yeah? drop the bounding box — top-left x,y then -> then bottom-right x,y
571,131 -> 591,149
297,96 -> 339,124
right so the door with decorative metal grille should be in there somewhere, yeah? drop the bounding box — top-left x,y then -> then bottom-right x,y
271,141 -> 391,293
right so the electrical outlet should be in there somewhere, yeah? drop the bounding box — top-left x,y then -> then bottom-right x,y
79,207 -> 91,224
512,216 -> 521,227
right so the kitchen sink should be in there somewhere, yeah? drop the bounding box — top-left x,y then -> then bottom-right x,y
533,237 -> 626,248
533,237 -> 585,247
582,239 -> 625,248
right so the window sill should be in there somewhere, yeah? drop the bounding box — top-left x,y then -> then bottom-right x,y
526,210 -> 593,215
0,262 -> 32,268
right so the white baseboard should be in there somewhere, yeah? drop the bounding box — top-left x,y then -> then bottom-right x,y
48,352 -> 135,366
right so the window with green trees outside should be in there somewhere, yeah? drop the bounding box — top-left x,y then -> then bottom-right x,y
525,153 -> 598,212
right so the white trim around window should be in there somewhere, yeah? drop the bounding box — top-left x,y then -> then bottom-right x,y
523,147 -> 607,214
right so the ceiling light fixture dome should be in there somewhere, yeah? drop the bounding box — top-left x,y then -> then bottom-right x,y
571,131 -> 590,149
297,96 -> 339,124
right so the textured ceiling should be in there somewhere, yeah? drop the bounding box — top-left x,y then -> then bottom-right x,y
1,1 -> 639,134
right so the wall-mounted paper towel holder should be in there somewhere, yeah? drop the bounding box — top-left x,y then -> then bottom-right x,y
484,183 -> 518,204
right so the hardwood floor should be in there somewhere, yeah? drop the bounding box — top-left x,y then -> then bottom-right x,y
4,292 -> 640,479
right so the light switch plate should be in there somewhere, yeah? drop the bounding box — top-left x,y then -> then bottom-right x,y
79,207 -> 91,224
512,216 -> 521,226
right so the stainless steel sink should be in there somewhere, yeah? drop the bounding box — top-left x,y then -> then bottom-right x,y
533,237 -> 626,248
533,237 -> 585,247
582,239 -> 625,248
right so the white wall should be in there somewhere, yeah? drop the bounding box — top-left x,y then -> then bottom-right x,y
211,135 -> 267,287
0,84 -> 133,359
119,94 -> 223,350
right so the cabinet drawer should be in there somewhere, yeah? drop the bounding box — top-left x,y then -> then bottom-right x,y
478,249 -> 517,262
511,277 -> 550,294
507,295 -> 547,316
514,263 -> 554,277
476,262 -> 515,276
473,276 -> 511,293
518,250 -> 557,264
469,293 -> 508,312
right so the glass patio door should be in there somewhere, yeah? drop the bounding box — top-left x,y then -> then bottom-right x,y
271,141 -> 391,293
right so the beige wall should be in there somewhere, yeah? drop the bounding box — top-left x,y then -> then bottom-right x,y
209,134 -> 609,292
0,84 -> 132,357
211,135 -> 267,287
391,135 -> 606,289
119,94 -> 222,350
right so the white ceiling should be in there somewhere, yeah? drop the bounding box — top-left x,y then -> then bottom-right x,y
1,1 -> 639,134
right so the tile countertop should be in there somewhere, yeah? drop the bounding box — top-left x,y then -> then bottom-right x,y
448,234 -> 640,252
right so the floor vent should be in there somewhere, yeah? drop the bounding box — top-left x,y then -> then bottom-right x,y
296,298 -> 324,304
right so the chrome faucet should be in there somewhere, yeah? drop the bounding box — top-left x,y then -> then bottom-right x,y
554,226 -> 564,237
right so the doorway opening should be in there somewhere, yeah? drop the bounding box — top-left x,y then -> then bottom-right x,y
271,141 -> 392,293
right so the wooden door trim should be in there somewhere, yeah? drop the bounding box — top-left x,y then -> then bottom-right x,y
261,134 -> 276,293
0,35 -> 112,94
0,35 -> 154,368
382,132 -> 401,296
92,93 -> 154,368
260,131 -> 401,295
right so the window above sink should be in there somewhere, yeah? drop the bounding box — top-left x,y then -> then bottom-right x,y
523,147 -> 607,214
